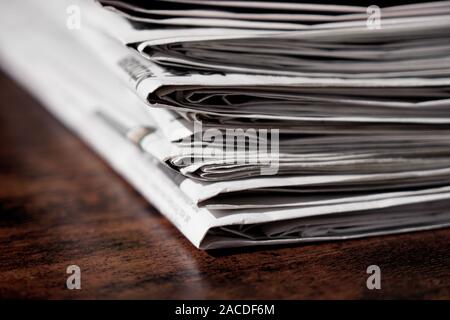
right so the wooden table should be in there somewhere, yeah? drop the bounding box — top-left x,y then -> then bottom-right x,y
0,71 -> 449,299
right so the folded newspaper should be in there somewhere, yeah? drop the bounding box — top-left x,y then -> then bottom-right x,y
1,0 -> 450,249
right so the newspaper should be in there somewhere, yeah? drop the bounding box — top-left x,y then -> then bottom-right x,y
95,0 -> 450,80
99,0 -> 450,30
79,2 -> 450,127
2,0 -> 450,249
71,10 -> 450,186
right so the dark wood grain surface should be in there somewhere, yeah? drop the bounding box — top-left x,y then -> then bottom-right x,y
0,71 -> 449,299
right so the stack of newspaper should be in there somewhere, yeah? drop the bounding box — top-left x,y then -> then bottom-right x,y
1,0 -> 450,249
